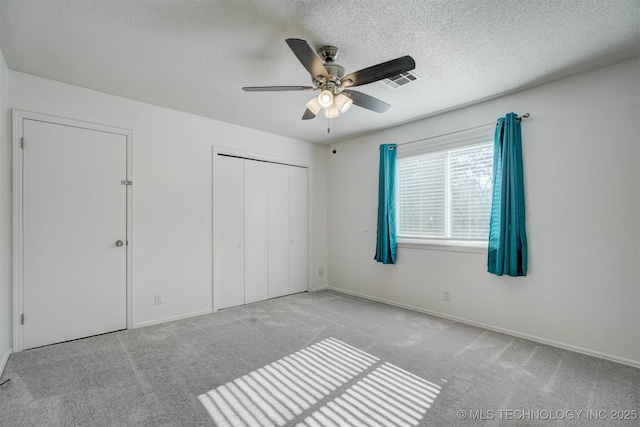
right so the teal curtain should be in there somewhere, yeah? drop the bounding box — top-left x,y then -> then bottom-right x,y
374,144 -> 397,264
488,113 -> 528,277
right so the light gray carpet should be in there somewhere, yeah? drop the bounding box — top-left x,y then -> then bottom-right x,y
0,290 -> 638,426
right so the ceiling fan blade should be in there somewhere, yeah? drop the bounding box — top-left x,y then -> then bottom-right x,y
343,90 -> 391,113
342,56 -> 415,87
302,108 -> 317,120
285,38 -> 329,80
242,86 -> 314,92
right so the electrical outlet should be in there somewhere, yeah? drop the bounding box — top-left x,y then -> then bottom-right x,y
443,291 -> 451,301
319,268 -> 324,277
154,294 -> 163,305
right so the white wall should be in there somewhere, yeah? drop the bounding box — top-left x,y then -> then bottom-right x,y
8,71 -> 328,328
0,50 -> 12,371
327,59 -> 640,365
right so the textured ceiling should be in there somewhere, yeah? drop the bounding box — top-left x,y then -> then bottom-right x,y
1,0 -> 639,144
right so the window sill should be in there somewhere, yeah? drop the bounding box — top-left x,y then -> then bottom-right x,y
397,238 -> 488,254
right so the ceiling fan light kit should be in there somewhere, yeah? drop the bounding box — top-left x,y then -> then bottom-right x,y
317,89 -> 334,108
305,96 -> 322,115
312,91 -> 353,119
242,38 -> 415,123
324,104 -> 340,119
334,93 -> 353,113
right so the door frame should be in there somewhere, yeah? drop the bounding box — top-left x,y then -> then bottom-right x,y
211,146 -> 312,312
12,110 -> 134,352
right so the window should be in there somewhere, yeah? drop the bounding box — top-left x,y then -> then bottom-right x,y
397,140 -> 493,244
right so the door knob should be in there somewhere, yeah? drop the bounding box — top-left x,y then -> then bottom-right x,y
115,240 -> 124,247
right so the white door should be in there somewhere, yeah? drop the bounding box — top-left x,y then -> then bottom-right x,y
267,163 -> 290,299
289,166 -> 308,294
244,160 -> 269,304
22,119 -> 127,349
213,151 -> 309,308
214,155 -> 245,309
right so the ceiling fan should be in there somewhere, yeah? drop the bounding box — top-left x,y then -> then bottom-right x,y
242,38 -> 416,120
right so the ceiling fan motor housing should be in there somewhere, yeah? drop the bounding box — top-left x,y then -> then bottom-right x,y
313,46 -> 346,91
324,64 -> 345,79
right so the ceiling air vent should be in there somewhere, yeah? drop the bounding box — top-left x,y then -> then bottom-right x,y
384,71 -> 419,88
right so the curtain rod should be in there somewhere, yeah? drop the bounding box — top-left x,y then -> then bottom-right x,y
394,113 -> 530,148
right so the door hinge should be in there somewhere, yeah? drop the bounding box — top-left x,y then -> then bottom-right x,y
20,313 -> 24,325
120,180 -> 133,186
20,137 -> 24,149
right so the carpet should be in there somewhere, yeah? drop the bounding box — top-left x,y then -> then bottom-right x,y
0,290 -> 638,426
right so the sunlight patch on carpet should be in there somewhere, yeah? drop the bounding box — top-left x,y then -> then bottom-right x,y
198,337 -> 441,426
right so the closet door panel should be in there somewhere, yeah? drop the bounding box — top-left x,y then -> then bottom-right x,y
289,166 -> 308,294
268,163 -> 290,298
244,160 -> 269,304
215,155 -> 245,309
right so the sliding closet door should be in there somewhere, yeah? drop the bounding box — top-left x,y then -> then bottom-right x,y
289,166 -> 308,294
215,156 -> 245,310
268,163 -> 290,298
244,160 -> 269,304
214,151 -> 309,310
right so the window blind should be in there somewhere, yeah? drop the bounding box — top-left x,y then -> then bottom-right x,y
398,142 -> 493,240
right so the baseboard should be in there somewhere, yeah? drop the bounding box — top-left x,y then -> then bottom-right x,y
132,309 -> 214,329
134,289 -> 332,328
0,348 -> 12,377
326,286 -> 640,368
